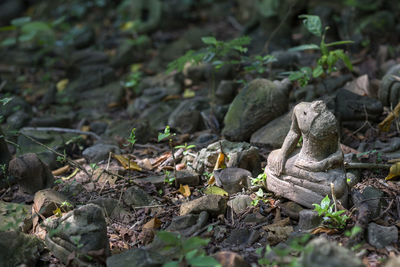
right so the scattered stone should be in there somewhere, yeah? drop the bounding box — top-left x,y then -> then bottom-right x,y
351,186 -> 383,219
176,170 -> 200,186
8,153 -> 54,194
90,121 -> 108,135
214,167 -> 251,194
250,111 -> 292,149
44,204 -> 110,266
300,237 -> 364,267
193,131 -> 220,149
214,251 -> 250,267
193,140 -> 261,176
82,143 -> 121,163
298,210 -> 322,230
111,36 -> 151,67
6,110 -> 31,129
107,248 -> 164,267
266,225 -> 293,245
215,80 -> 238,105
168,98 -> 209,134
277,201 -> 304,220
227,195 -> 252,214
168,211 -> 209,236
139,100 -> 178,131
90,197 -> 131,222
0,96 -> 31,120
368,222 -> 398,249
123,186 -> 154,207
136,175 -> 165,189
243,212 -> 268,224
29,113 -> 74,128
180,195 -> 227,216
0,231 -> 45,267
222,78 -> 290,141
0,201 -> 32,232
71,25 -> 95,49
223,228 -> 253,246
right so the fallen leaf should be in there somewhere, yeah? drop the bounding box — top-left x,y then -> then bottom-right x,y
176,162 -> 186,171
311,227 -> 338,235
52,165 -> 70,176
179,184 -> 191,197
53,207 -> 62,217
138,158 -> 153,170
183,89 -> 195,98
56,79 -> 69,92
95,169 -> 118,185
208,152 -> 226,185
204,186 -> 228,196
385,162 -> 400,180
142,217 -> 162,230
61,168 -> 80,180
113,154 -> 142,171
379,101 -> 400,132
207,176 -> 215,185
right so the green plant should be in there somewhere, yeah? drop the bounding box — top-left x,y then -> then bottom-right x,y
313,195 -> 349,229
287,15 -> 353,86
123,64 -> 143,94
241,54 -> 276,74
174,143 -> 196,156
56,150 -> 67,164
0,17 -> 55,47
251,171 -> 266,186
251,188 -> 265,206
257,233 -> 311,266
163,170 -> 175,185
156,231 -> 220,267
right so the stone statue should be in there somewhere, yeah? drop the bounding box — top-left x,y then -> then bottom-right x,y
265,100 -> 348,208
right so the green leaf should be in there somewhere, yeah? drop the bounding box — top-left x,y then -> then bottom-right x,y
183,237 -> 209,251
157,231 -> 180,245
299,14 -> 322,37
185,249 -> 199,260
11,17 -> 31,27
325,40 -> 354,47
312,65 -> 324,78
288,44 -> 320,52
320,195 -> 331,210
158,126 -> 171,142
336,50 -> 353,71
187,255 -> 220,267
288,71 -> 305,81
0,25 -> 16,32
201,36 -> 217,45
1,38 -> 16,47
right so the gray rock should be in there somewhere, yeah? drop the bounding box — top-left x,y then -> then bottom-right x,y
139,100 -> 178,131
77,81 -> 125,111
298,210 -> 322,230
176,170 -> 200,186
168,98 -> 209,134
277,201 -> 304,220
227,195 -> 252,214
89,121 -> 108,135
82,143 -> 121,163
0,231 -> 45,267
192,140 -> 261,176
69,49 -> 109,67
300,237 -> 363,267
180,195 -> 227,216
223,228 -> 252,246
33,189 -> 72,218
8,153 -> 54,194
89,198 -> 131,222
107,248 -> 164,267
361,187 -> 384,219
193,132 -> 219,149
44,204 -> 110,266
215,80 -> 238,105
123,186 -> 154,207
368,222 -> 398,249
243,212 -> 268,224
111,36 -> 151,67
6,110 -> 31,129
71,26 -> 95,49
271,50 -> 300,68
105,119 -> 152,144
167,211 -> 209,236
30,113 -> 74,128
0,96 -> 31,120
222,78 -> 290,141
135,175 -> 165,189
127,87 -> 167,117
250,111 -> 292,149
214,167 -> 251,194
335,89 -> 383,130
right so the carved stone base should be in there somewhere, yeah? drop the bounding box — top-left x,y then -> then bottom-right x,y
265,167 -> 348,209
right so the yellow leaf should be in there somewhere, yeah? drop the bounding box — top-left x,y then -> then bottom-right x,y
56,79 -> 69,92
178,184 -> 191,197
53,207 -> 62,217
121,21 -> 136,31
142,217 -> 162,230
113,154 -> 142,171
207,176 -> 215,185
183,89 -> 195,98
61,168 -> 79,180
204,186 -> 228,196
214,152 -> 226,170
379,101 -> 400,132
130,64 -> 142,72
385,162 -> 400,180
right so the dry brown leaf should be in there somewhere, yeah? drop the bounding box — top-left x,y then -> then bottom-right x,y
142,217 -> 162,230
311,227 -> 338,235
385,162 -> 400,180
178,184 -> 191,197
176,162 -> 186,171
112,154 -> 142,171
379,101 -> 400,132
52,165 -> 70,176
152,152 -> 171,168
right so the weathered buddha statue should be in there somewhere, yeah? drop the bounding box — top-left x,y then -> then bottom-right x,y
265,100 -> 348,208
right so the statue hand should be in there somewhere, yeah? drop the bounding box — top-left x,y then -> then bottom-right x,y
269,150 -> 285,176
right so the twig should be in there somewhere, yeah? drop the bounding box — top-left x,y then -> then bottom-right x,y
133,204 -> 167,209
330,183 -> 337,212
263,0 -> 297,53
19,131 -> 91,177
102,169 -> 144,188
190,221 -> 220,237
344,162 -> 391,169
22,127 -> 101,140
374,199 -> 394,221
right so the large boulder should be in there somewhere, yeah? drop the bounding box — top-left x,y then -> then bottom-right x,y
222,78 -> 290,141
